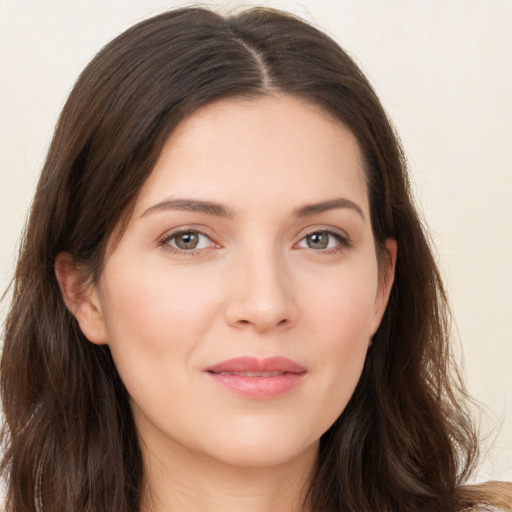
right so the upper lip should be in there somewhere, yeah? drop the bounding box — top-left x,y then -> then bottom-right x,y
205,356 -> 306,375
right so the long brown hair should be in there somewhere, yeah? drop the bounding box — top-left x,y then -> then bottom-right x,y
1,7 -> 507,512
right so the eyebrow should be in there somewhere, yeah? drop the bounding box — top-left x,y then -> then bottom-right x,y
141,197 -> 365,221
294,198 -> 366,221
141,198 -> 234,218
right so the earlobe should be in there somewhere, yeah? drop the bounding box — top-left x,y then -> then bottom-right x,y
54,252 -> 109,345
371,238 -> 397,335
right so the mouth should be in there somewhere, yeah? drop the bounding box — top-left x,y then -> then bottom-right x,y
212,370 -> 288,377
205,356 -> 306,374
204,357 -> 307,399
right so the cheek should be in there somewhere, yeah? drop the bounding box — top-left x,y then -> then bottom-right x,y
306,263 -> 379,345
302,266 -> 378,416
98,260 -> 222,366
96,262 -> 226,431
314,296 -> 372,389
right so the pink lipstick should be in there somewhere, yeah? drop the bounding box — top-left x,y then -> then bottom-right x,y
204,356 -> 306,399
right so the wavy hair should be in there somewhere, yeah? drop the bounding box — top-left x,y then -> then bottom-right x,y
1,7 -> 507,512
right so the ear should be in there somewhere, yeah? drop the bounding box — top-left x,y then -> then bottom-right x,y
54,252 -> 109,345
371,238 -> 397,335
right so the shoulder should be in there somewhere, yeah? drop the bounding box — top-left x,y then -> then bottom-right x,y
463,506 -> 506,511
457,481 -> 512,512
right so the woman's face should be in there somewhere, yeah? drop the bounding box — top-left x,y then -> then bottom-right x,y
75,94 -> 395,469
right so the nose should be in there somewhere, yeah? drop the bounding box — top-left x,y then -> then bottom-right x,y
224,247 -> 298,333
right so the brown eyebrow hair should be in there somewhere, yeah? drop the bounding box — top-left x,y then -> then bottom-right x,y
141,198 -> 235,218
294,198 -> 365,220
141,196 -> 365,221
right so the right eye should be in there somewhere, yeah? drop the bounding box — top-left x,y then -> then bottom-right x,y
160,230 -> 217,253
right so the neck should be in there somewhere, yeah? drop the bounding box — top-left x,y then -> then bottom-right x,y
139,435 -> 317,512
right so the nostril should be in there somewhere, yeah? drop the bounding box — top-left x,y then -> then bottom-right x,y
235,318 -> 289,328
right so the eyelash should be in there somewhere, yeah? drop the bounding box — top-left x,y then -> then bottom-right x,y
157,228 -> 352,256
158,229 -> 218,256
297,228 -> 352,254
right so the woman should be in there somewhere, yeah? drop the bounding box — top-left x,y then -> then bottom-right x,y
1,6 -> 510,512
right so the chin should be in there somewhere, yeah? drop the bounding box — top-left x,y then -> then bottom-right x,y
195,416 -> 321,469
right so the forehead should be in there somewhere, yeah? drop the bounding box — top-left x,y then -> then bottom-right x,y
135,94 -> 368,217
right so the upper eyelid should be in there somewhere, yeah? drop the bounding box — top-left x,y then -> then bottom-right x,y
157,225 -> 217,243
294,227 -> 353,252
157,228 -> 219,255
297,225 -> 350,241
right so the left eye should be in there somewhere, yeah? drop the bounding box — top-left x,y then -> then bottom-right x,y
297,231 -> 344,250
165,231 -> 213,251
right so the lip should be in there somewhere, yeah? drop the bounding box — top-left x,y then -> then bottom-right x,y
204,356 -> 307,399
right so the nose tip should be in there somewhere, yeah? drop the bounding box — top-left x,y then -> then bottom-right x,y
233,311 -> 292,332
224,258 -> 297,332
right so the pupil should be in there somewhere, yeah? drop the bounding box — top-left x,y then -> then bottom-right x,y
308,232 -> 328,249
177,232 -> 198,249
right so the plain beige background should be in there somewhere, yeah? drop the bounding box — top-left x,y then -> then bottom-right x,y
0,0 -> 510,482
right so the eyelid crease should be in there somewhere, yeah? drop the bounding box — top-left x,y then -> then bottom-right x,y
295,228 -> 353,251
157,227 -> 221,256
296,225 -> 352,243
156,224 -> 217,242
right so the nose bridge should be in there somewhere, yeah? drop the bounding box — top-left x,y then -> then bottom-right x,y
225,239 -> 296,331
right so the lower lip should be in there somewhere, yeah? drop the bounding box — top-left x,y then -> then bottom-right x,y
206,372 -> 306,399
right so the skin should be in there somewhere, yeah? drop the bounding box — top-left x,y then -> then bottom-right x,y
58,94 -> 396,512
